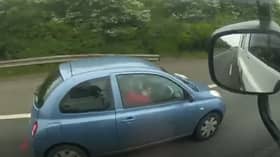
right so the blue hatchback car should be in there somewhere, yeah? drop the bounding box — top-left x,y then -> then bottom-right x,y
28,57 -> 225,157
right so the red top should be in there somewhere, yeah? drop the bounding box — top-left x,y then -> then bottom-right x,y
125,92 -> 151,106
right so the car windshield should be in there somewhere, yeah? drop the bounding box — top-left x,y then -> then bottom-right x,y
35,70 -> 63,108
1,0 -> 280,157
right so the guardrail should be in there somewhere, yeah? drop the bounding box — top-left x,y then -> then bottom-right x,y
0,54 -> 160,68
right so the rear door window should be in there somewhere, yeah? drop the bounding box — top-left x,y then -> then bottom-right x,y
60,76 -> 114,113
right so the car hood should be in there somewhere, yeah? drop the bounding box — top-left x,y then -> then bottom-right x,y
183,79 -> 219,100
174,74 -> 220,100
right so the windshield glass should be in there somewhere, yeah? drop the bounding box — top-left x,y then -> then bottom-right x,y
35,70 -> 63,108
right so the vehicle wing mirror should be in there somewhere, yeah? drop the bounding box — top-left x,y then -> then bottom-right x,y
208,20 -> 280,94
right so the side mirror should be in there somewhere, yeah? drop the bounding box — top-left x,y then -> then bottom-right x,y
209,20 -> 280,94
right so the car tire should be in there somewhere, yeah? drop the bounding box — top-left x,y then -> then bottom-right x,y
46,145 -> 88,157
194,112 -> 222,141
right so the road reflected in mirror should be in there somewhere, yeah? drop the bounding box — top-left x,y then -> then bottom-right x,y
213,33 -> 280,93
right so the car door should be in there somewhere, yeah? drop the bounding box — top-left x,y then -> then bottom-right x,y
239,34 -> 280,92
58,76 -> 118,155
114,73 -> 187,149
238,34 -> 255,90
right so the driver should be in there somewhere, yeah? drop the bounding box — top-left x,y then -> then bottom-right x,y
124,81 -> 152,107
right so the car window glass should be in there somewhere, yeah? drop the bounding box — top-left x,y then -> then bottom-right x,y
60,77 -> 113,113
249,33 -> 280,72
117,74 -> 185,108
36,69 -> 63,108
249,34 -> 268,58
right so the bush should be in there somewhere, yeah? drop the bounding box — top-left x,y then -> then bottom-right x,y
178,23 -> 216,51
0,0 -> 270,60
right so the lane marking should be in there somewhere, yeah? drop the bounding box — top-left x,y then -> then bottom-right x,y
0,84 -> 218,120
0,113 -> 30,120
229,64 -> 233,76
208,84 -> 218,89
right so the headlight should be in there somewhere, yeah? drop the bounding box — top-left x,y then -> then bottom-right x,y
210,90 -> 221,97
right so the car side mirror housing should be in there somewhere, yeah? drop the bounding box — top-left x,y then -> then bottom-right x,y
208,20 -> 280,94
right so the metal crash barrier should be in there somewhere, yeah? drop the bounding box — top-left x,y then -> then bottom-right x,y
0,54 -> 160,68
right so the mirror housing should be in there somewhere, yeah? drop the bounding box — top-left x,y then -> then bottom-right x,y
208,20 -> 280,94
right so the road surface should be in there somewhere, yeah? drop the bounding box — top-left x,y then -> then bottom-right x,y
214,47 -> 243,91
0,58 -> 280,157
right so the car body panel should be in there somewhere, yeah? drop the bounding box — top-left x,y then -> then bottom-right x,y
57,111 -> 117,155
115,101 -> 183,149
238,34 -> 280,92
59,62 -> 72,80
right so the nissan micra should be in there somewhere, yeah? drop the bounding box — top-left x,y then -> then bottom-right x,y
28,57 -> 225,157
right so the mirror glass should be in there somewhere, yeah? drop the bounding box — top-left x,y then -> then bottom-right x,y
213,33 -> 280,93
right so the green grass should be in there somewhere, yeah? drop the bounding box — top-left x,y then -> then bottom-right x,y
0,63 -> 58,78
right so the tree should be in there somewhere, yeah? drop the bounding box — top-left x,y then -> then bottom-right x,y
49,0 -> 151,37
165,0 -> 257,23
0,0 -> 52,59
165,0 -> 219,22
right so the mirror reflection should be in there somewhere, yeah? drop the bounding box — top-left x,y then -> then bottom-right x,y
213,33 -> 280,93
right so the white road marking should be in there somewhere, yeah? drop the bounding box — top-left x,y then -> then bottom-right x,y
0,84 -> 218,120
229,64 -> 233,76
0,113 -> 30,120
208,84 -> 218,89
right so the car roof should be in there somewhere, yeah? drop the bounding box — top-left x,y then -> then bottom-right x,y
59,56 -> 161,80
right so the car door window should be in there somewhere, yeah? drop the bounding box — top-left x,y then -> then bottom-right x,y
117,74 -> 185,108
248,33 -> 269,59
60,77 -> 114,113
248,33 -> 280,72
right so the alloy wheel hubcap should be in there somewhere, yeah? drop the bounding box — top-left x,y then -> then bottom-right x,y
200,116 -> 218,138
54,150 -> 81,157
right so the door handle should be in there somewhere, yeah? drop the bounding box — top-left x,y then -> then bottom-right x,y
121,116 -> 135,122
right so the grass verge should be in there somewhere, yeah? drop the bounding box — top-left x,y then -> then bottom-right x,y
0,63 -> 59,78
160,51 -> 208,59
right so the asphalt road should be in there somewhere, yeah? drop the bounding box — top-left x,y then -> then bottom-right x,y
1,58 -> 280,157
214,47 -> 243,91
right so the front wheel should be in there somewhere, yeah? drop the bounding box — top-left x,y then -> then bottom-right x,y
46,145 -> 88,157
194,112 -> 222,140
